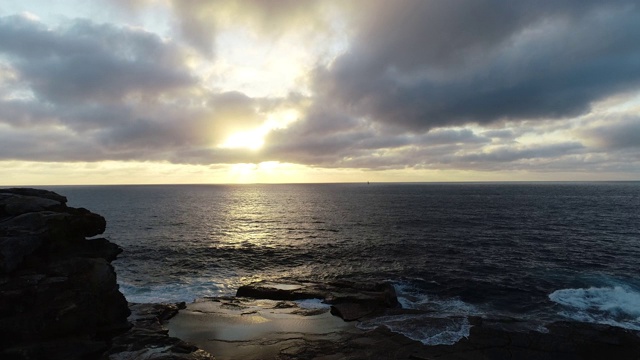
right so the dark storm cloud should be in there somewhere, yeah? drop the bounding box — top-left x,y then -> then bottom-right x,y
0,15 -> 195,104
317,0 -> 640,131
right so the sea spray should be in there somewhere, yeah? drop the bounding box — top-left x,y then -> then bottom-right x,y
549,285 -> 640,330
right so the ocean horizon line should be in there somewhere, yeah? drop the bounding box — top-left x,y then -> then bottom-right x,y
2,180 -> 640,187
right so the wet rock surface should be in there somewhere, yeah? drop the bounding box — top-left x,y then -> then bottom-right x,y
171,280 -> 640,360
236,280 -> 399,321
168,296 -> 356,360
103,303 -> 214,360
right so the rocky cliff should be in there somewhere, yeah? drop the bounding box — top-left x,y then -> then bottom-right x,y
0,188 -> 130,359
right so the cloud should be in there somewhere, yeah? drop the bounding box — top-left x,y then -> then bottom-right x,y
0,1 -> 639,179
168,0 -> 332,56
315,0 -> 640,131
0,14 -> 195,104
457,142 -> 584,164
0,14 -> 279,165
581,116 -> 640,149
260,104 -> 375,165
260,100 -> 494,169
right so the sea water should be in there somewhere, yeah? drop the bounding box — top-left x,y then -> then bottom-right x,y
49,182 -> 640,343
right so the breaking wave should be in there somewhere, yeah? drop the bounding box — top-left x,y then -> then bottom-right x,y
549,285 -> 640,330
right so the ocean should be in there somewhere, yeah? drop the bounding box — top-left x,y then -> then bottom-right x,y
48,182 -> 640,345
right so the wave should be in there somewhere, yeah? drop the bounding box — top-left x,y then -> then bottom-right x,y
119,277 -> 236,303
394,281 -> 480,316
358,314 -> 471,346
548,285 -> 640,330
354,281 -> 479,345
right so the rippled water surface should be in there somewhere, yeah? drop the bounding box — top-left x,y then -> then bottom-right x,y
50,182 -> 640,333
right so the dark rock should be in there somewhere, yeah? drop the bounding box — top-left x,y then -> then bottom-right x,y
328,280 -> 399,308
330,302 -> 378,321
236,281 -> 325,300
0,188 -> 67,205
104,303 -> 214,360
0,193 -> 64,217
1,338 -> 108,360
59,238 -> 123,262
0,200 -> 107,273
236,280 -> 400,321
398,318 -> 640,360
0,188 -> 130,360
0,233 -> 44,273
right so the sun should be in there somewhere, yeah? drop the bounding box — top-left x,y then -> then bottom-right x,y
219,128 -> 266,150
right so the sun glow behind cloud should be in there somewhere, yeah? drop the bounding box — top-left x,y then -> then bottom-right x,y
219,129 -> 265,150
209,31 -> 314,98
218,109 -> 299,150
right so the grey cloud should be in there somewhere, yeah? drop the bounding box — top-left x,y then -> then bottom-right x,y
171,0 -> 217,56
169,0 -> 329,55
0,126 -> 100,162
0,15 -> 195,104
422,129 -> 489,145
261,104 -> 491,168
458,142 -> 584,163
207,91 -> 263,130
316,0 -> 640,131
262,105 -> 377,165
0,90 -> 274,165
482,129 -> 515,139
583,117 -> 640,149
0,99 -> 61,128
261,99 -> 587,170
0,15 -> 276,165
332,141 -> 590,171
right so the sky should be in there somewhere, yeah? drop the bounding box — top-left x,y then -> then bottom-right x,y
0,0 -> 639,185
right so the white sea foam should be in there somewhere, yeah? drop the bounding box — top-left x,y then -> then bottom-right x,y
119,278 -> 233,303
357,314 -> 471,345
295,298 -> 331,309
394,281 -> 479,316
355,282 -> 476,345
548,285 -> 640,330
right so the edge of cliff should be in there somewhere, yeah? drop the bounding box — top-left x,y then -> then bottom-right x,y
0,188 -> 213,360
